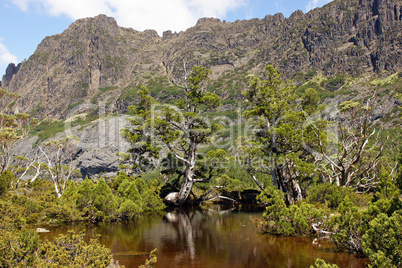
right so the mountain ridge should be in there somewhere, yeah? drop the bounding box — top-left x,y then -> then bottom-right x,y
1,0 -> 401,119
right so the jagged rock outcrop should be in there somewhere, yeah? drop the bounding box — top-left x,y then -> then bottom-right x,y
1,63 -> 21,87
1,0 -> 401,120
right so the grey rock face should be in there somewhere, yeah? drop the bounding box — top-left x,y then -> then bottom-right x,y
73,115 -> 131,178
12,115 -> 132,179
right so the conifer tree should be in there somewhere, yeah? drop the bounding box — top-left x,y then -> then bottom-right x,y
122,65 -> 223,205
240,65 -> 324,204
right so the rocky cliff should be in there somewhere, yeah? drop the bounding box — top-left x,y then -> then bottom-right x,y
0,0 -> 401,119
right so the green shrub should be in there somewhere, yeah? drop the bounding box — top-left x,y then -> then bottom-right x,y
31,119 -> 65,141
0,229 -> 41,267
362,212 -> 402,268
306,183 -> 362,209
76,175 -> 165,222
0,171 -> 13,196
328,196 -> 368,255
92,179 -> 118,221
321,75 -> 345,91
34,230 -> 113,267
118,199 -> 142,220
257,187 -> 327,236
139,248 -> 158,268
310,258 -> 339,268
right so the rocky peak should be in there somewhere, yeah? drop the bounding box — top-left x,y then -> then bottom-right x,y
264,13 -> 285,24
1,0 -> 401,119
1,63 -> 21,87
68,14 -> 120,33
196,17 -> 222,26
288,10 -> 304,21
162,30 -> 173,40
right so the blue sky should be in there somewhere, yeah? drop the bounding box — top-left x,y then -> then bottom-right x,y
0,0 -> 333,76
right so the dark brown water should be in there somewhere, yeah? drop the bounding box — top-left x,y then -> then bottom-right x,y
39,205 -> 368,268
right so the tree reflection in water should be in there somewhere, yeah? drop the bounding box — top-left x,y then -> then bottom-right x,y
39,205 -> 368,268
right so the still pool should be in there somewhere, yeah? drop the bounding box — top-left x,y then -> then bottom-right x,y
39,205 -> 369,267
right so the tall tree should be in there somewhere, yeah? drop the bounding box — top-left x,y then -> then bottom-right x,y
39,135 -> 81,198
122,65 -> 223,205
240,65 -> 323,204
311,99 -> 385,191
120,86 -> 161,175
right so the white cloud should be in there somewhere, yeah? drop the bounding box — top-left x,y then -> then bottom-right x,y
8,0 -> 247,35
305,0 -> 332,12
0,39 -> 18,74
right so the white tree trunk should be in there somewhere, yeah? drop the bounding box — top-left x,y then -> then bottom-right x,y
175,144 -> 196,205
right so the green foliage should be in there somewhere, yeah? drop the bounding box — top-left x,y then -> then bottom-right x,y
321,74 -> 345,91
370,72 -> 401,87
34,230 -> 113,267
67,100 -> 85,110
370,166 -> 402,216
146,77 -> 184,102
99,86 -> 118,92
118,199 -> 142,220
0,93 -> 38,173
306,183 -> 361,209
139,248 -> 158,268
327,196 -> 368,255
0,229 -> 41,268
76,174 -> 165,222
122,66 -> 225,205
241,65 -> 325,203
76,177 -> 95,217
304,70 -> 318,80
362,212 -> 402,268
92,179 -> 118,221
120,86 -> 161,173
31,118 -> 65,141
257,187 -> 327,236
0,171 -> 13,196
118,85 -> 137,102
213,174 -> 244,192
0,170 -> 165,233
310,258 -> 339,268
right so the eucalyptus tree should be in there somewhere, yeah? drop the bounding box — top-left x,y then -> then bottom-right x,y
39,135 -> 81,198
310,99 -> 385,191
122,65 -> 223,205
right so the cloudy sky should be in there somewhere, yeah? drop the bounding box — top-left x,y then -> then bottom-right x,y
0,0 -> 333,75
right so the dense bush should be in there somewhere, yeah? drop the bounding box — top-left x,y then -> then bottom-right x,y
34,230 -> 114,267
0,170 -> 166,267
257,187 -> 328,236
0,171 -> 165,226
0,171 -> 13,196
75,172 -> 165,222
327,168 -> 402,256
0,229 -> 41,267
362,212 -> 402,268
327,196 -> 368,255
306,183 -> 370,209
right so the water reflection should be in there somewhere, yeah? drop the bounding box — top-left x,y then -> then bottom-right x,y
39,205 -> 368,268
